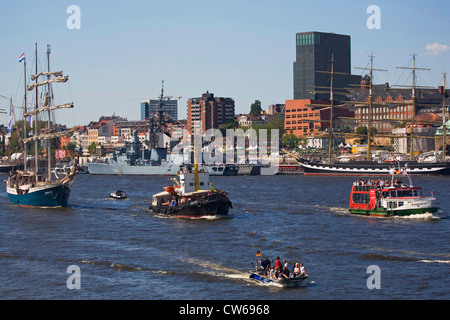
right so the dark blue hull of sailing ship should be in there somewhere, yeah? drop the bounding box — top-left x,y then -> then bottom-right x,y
7,184 -> 72,207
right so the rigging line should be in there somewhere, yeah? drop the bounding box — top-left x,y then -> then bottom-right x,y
13,68 -> 23,115
393,56 -> 413,86
67,81 -> 77,126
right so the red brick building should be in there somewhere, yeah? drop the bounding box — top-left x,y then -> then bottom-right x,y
284,99 -> 354,137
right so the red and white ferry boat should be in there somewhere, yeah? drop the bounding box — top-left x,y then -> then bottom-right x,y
349,167 -> 439,217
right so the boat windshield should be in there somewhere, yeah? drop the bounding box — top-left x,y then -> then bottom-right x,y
387,189 -> 422,198
397,190 -> 413,197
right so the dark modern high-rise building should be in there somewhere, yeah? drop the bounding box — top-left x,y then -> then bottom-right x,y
293,31 -> 361,101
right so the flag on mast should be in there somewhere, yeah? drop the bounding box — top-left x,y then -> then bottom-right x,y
19,53 -> 25,62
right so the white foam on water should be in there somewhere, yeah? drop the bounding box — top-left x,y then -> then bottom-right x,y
418,259 -> 450,264
393,213 -> 439,220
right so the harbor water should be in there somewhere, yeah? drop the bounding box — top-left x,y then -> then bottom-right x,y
0,172 -> 449,300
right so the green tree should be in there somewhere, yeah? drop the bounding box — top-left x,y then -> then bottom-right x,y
355,126 -> 377,144
282,133 -> 300,148
64,142 -> 76,155
218,119 -> 239,136
250,100 -> 262,115
88,142 -> 97,156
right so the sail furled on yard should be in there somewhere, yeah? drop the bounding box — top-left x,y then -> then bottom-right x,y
22,129 -> 75,143
27,76 -> 68,91
24,102 -> 73,116
30,71 -> 63,81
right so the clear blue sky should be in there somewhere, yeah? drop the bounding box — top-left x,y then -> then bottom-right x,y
1,0 -> 449,127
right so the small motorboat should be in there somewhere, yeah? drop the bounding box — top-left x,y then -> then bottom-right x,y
249,253 -> 308,288
109,190 -> 127,199
249,271 -> 308,288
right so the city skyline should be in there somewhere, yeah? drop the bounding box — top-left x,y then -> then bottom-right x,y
1,0 -> 449,128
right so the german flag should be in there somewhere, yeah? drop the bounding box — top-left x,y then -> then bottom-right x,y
256,250 -> 261,257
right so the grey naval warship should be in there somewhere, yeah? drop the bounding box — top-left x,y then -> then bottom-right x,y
86,130 -> 181,175
87,82 -> 182,176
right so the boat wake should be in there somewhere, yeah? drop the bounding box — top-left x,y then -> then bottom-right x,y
362,246 -> 450,265
392,212 -> 440,220
79,259 -> 171,274
418,259 -> 450,264
153,213 -> 227,220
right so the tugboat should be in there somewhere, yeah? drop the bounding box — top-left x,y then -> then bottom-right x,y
149,135 -> 232,217
348,166 -> 439,217
149,166 -> 232,217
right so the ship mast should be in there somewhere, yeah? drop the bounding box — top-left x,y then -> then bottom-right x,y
158,80 -> 165,127
355,54 -> 386,161
193,132 -> 199,191
328,55 -> 335,164
46,45 -> 52,181
442,73 -> 447,161
23,55 -> 28,172
34,43 -> 39,171
395,54 -> 430,160
310,55 -> 351,164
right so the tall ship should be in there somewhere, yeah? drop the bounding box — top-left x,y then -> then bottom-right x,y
6,44 -> 78,207
86,82 -> 182,175
292,55 -> 450,176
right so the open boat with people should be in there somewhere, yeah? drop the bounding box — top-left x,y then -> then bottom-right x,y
249,271 -> 309,288
249,253 -> 309,288
348,165 -> 439,217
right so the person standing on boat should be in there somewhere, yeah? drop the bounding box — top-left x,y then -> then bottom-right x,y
260,257 -> 271,275
283,259 -> 289,271
275,257 -> 282,270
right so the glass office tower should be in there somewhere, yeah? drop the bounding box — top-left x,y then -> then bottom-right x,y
293,32 -> 361,101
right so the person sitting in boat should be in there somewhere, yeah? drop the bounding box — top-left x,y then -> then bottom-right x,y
293,263 -> 301,277
280,265 -> 290,279
269,266 -> 275,279
299,263 -> 306,276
